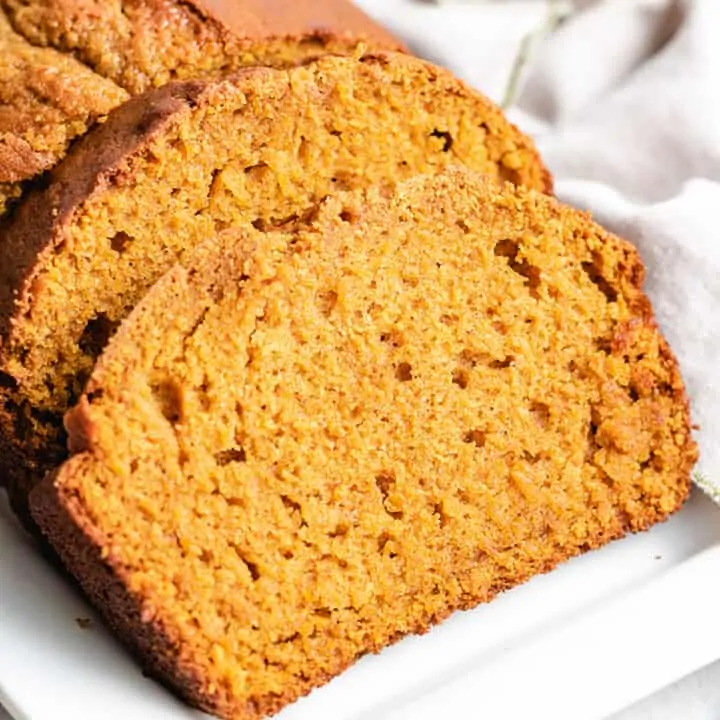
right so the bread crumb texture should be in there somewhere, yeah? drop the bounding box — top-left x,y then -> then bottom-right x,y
0,53 -> 550,520
32,170 -> 696,720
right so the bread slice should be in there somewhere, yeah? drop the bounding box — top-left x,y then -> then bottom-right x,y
0,8 -> 128,213
31,169 -> 695,720
0,52 -> 552,522
1,0 -> 402,94
0,0 -> 397,215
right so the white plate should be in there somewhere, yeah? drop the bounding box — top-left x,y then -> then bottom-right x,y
2,488 -> 720,720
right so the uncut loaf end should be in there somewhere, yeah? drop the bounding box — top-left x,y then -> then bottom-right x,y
0,0 -> 400,215
0,0 -> 403,95
0,8 -> 129,214
32,169 -> 695,720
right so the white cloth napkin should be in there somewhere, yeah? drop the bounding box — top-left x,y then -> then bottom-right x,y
359,0 -> 720,501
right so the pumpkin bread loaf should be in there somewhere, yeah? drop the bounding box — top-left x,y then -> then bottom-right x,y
0,7 -> 128,214
31,169 -> 695,720
0,52 -> 552,522
0,0 -> 401,95
0,0 -> 398,217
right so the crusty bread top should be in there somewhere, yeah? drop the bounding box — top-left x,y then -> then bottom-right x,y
2,0 -> 399,46
0,0 -> 402,94
0,8 -> 128,208
188,0 -> 400,43
32,168 -> 695,719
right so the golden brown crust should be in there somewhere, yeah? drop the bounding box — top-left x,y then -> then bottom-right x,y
2,0 -> 400,49
31,169 -> 695,719
0,0 -> 403,95
187,0 -> 401,46
0,53 -> 551,528
0,0 -> 401,212
0,7 -> 129,212
0,133 -> 52,184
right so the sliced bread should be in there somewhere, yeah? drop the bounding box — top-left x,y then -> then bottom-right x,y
0,52 -> 551,521
31,168 -> 695,720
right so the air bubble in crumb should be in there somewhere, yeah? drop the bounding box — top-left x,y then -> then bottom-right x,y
395,362 -> 413,382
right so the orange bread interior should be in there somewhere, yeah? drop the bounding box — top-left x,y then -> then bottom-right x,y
0,53 -> 551,520
32,169 -> 695,720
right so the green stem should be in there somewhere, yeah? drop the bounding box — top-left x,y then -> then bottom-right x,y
501,0 -> 573,109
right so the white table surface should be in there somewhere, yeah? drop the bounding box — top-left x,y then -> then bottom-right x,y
2,661 -> 720,720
